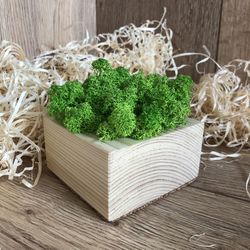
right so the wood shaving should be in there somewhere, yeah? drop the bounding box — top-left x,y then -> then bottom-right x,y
0,41 -> 48,187
246,173 -> 250,199
189,233 -> 217,248
192,59 -> 250,156
34,8 -> 176,79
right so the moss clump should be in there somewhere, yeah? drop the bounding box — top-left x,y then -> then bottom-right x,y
48,59 -> 193,141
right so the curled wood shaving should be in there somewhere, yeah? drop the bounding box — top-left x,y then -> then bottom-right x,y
189,233 -> 217,248
0,41 -> 48,187
192,59 -> 250,155
95,10 -> 175,76
246,173 -> 250,199
192,59 -> 250,200
0,10 -> 177,187
34,8 -> 177,79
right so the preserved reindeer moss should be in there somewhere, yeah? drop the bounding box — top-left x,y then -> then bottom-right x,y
48,59 -> 193,141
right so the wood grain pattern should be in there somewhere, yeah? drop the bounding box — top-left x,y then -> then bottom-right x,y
0,159 -> 250,250
0,0 -> 96,58
108,120 -> 204,220
43,115 -> 203,221
96,0 -> 222,81
0,0 -> 248,70
0,0 -> 249,69
217,0 -> 250,64
44,115 -> 110,219
192,151 -> 250,202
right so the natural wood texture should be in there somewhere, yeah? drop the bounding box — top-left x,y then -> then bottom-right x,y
43,115 -> 204,221
0,151 -> 250,249
217,0 -> 250,64
96,0 -> 222,81
0,0 -> 96,58
192,152 -> 250,202
0,0 -> 249,70
0,0 -> 249,71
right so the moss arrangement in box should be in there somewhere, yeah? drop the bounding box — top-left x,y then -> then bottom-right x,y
47,59 -> 193,141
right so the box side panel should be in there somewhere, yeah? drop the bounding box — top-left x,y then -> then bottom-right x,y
108,122 -> 204,221
44,116 -> 109,219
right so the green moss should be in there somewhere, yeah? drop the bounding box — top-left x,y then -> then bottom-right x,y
108,102 -> 136,138
47,59 -> 193,141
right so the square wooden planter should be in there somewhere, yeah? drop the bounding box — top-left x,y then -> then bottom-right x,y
43,115 -> 204,221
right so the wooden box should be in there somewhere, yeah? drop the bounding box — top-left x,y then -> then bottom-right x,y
43,115 -> 204,221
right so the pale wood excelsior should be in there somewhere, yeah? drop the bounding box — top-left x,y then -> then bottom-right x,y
96,0 -> 222,81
